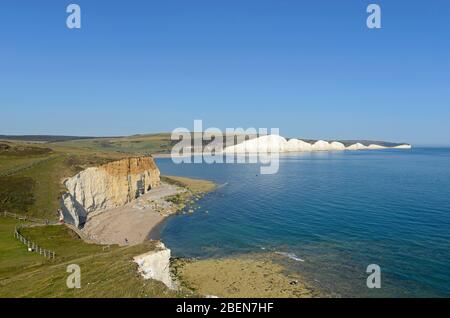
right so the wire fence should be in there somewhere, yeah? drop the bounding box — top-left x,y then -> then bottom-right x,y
2,211 -> 57,259
14,225 -> 56,259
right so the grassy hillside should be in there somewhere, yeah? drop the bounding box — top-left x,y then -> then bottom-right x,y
51,133 -> 176,154
0,217 -> 187,297
0,218 -> 42,279
0,141 -> 124,220
0,135 -> 98,142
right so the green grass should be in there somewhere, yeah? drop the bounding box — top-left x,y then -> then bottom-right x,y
0,176 -> 35,214
0,142 -> 53,156
20,224 -> 106,261
0,218 -> 43,280
12,155 -> 71,220
0,217 -> 188,297
53,133 -> 175,154
0,155 -> 51,177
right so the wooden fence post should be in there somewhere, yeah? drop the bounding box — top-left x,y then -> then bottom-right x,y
9,216 -> 56,259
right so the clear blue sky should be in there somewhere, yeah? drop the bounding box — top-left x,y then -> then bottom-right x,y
1,0 -> 449,145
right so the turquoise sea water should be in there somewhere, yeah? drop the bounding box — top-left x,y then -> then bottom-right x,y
155,148 -> 450,297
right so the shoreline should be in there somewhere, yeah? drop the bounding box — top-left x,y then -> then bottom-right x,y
146,213 -> 177,241
73,172 -> 322,297
147,175 -> 217,241
80,175 -> 216,246
146,176 -> 321,298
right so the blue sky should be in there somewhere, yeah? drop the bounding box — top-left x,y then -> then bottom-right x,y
1,0 -> 449,145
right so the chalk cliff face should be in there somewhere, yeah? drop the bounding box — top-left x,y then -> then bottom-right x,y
134,242 -> 176,290
61,157 -> 160,227
223,135 -> 412,154
223,135 -> 288,153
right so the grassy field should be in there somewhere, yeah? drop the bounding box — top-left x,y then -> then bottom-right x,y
0,218 -> 43,280
0,216 -> 188,297
51,133 -> 175,155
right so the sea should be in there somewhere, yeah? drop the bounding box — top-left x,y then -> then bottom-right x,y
155,148 -> 450,297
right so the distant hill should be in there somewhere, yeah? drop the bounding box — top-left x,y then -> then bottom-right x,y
297,139 -> 409,147
335,140 -> 409,147
0,135 -> 101,142
0,133 -> 409,152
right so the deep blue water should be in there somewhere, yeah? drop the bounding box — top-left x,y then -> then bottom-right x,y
155,148 -> 450,297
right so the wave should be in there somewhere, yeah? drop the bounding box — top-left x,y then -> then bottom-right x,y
216,182 -> 228,189
275,251 -> 305,262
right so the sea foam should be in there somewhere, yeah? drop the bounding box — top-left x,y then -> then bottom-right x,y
275,251 -> 305,262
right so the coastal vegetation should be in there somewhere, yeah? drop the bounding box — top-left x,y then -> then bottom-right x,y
50,133 -> 176,155
0,217 -> 184,297
161,175 -> 216,194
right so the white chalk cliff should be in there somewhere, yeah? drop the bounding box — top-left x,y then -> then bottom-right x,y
223,135 -> 411,154
286,138 -> 313,152
346,143 -> 368,150
61,157 -> 160,227
134,242 -> 176,290
224,134 -> 288,153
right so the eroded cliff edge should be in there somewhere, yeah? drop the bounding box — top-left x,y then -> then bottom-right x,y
60,156 -> 160,227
